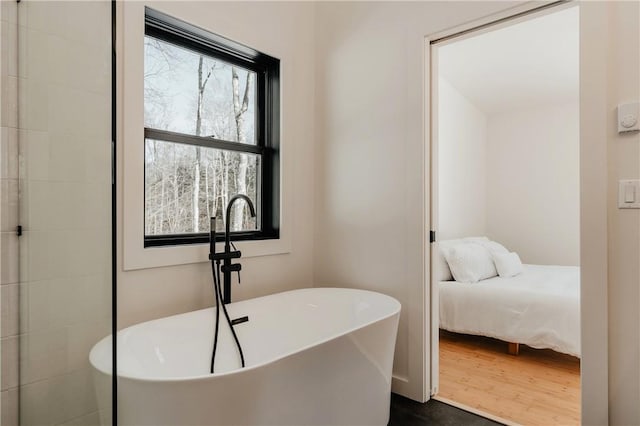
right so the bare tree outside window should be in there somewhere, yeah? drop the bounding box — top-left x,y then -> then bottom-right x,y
144,36 -> 259,237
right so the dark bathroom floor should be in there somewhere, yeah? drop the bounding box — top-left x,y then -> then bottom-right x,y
388,393 -> 504,426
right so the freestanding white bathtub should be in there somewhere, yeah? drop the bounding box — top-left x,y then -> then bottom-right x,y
90,287 -> 401,426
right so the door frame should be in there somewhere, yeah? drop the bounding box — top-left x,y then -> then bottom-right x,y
424,2 -> 609,423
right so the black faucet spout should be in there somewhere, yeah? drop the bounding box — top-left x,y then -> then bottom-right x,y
224,194 -> 256,251
220,194 -> 256,304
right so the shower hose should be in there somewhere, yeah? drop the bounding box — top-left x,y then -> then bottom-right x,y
210,243 -> 246,374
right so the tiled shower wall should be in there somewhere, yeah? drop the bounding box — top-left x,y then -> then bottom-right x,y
1,0 -> 21,424
1,1 -> 113,425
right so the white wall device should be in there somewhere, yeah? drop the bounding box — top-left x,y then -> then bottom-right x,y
617,102 -> 639,133
618,179 -> 640,209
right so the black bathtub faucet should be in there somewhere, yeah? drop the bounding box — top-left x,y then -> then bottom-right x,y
209,194 -> 256,305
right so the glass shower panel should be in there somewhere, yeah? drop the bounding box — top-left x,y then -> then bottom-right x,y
16,2 -> 113,425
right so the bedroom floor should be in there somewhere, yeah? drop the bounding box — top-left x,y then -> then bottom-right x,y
437,331 -> 580,426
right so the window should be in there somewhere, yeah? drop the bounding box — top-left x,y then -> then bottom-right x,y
143,8 -> 280,247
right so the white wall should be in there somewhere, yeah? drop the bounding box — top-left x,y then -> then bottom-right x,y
437,79 -> 580,267
579,2 -> 640,424
314,0 -> 523,401
600,2 -> 640,424
117,2 -> 316,328
437,78 -> 487,241
314,2 -> 640,422
486,102 -> 580,265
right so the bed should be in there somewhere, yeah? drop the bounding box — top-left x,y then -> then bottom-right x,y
437,239 -> 580,358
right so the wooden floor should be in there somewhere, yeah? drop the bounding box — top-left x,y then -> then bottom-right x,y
438,331 -> 581,426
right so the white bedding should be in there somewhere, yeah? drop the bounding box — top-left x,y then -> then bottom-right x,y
439,264 -> 580,357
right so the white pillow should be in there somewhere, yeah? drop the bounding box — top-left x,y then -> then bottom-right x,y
493,252 -> 523,278
435,246 -> 454,282
443,243 -> 497,283
479,240 -> 509,255
435,237 -> 490,281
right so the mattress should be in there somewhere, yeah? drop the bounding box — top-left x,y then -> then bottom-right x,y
439,264 -> 580,357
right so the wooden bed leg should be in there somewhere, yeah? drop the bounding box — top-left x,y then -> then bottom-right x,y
508,342 -> 520,356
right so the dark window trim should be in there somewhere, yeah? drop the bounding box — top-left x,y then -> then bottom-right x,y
145,7 -> 278,70
143,8 -> 280,248
144,128 -> 266,156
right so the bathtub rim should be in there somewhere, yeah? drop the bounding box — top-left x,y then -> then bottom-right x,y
90,287 -> 401,383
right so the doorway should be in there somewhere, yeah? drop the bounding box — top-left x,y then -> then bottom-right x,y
428,4 -> 581,425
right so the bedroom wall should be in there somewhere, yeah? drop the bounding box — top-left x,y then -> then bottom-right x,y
437,78 -> 487,241
486,102 -> 580,266
116,2 -> 316,328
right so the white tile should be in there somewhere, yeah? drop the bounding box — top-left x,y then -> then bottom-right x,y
1,0 -> 18,25
25,180 -> 52,231
0,178 -> 19,232
1,335 -> 18,390
46,85 -> 80,136
1,21 -> 18,78
25,280 -> 48,332
1,387 -> 19,426
59,410 -> 101,426
21,129 -> 49,182
17,128 -> 25,181
17,23 -> 26,79
74,183 -> 99,228
25,230 -> 53,282
76,183 -> 110,229
1,75 -> 18,128
82,93 -> 111,139
48,133 -> 85,182
71,229 -> 110,277
26,278 -> 81,332
47,34 -> 110,95
45,278 -> 75,328
78,274 -> 111,322
1,283 -> 19,337
38,2 -> 110,50
84,140 -> 111,184
57,183 -> 86,229
25,28 -> 47,83
48,85 -> 110,139
1,24 -> 8,82
18,228 -> 28,282
17,1 -> 26,29
19,282 -> 28,332
67,320 -> 109,373
23,78 -> 48,132
0,126 -> 19,179
24,1 -> 48,34
16,75 -> 26,129
49,369 -> 99,424
19,378 -> 51,426
0,231 -> 19,284
48,231 -> 78,279
20,328 -> 66,385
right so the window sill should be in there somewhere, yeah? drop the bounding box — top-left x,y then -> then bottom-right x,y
123,236 -> 291,271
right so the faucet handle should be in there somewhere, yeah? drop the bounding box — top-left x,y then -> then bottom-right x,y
230,263 -> 242,284
211,250 -> 241,261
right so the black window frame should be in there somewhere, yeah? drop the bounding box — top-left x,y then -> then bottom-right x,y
143,8 -> 280,248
